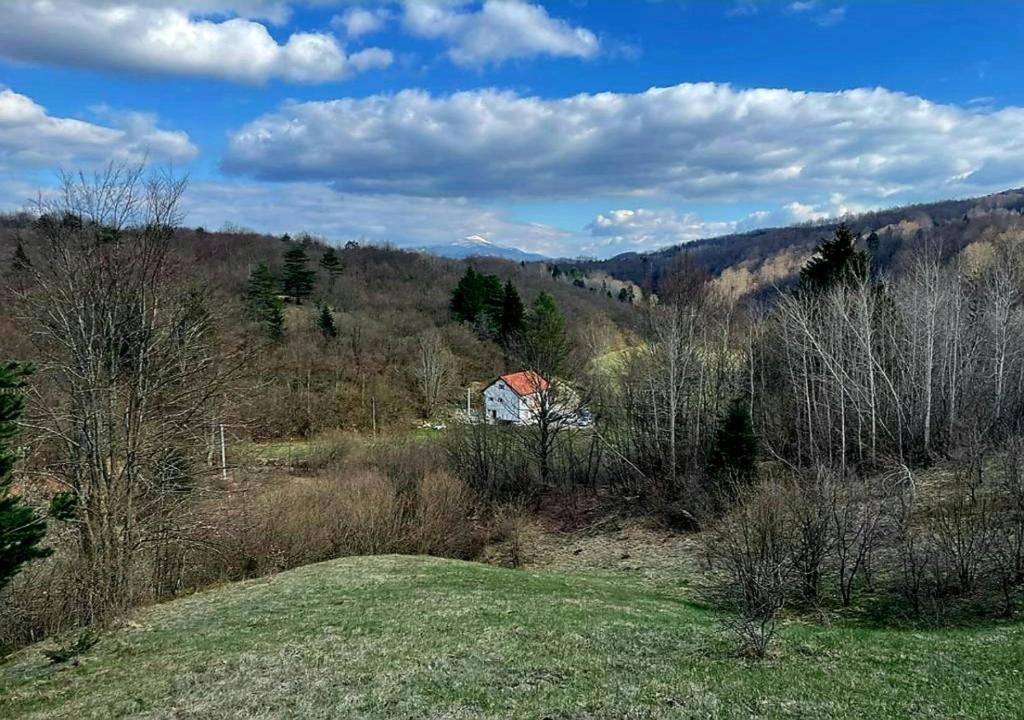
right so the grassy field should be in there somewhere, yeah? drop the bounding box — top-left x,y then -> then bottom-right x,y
2,555 -> 1023,719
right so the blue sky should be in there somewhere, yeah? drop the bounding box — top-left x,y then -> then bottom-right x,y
2,1 -> 1023,257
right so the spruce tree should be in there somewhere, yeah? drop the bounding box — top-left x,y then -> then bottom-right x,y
480,273 -> 505,329
319,247 -> 343,291
708,395 -> 758,485
317,303 -> 338,340
520,291 -> 569,377
498,280 -> 525,344
450,267 -> 507,330
450,267 -> 483,323
11,240 -> 30,272
0,362 -> 50,593
799,222 -> 868,293
281,244 -> 316,303
245,263 -> 285,341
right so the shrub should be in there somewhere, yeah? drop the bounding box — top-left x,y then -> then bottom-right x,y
706,481 -> 794,658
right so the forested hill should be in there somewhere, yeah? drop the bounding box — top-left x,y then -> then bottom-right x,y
0,221 -> 639,440
580,187 -> 1024,295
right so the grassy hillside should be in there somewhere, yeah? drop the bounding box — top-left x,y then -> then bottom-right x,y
3,555 -> 1023,719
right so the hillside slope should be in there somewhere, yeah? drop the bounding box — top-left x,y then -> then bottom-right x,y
0,221 -> 639,439
583,187 -> 1024,295
3,555 -> 1023,719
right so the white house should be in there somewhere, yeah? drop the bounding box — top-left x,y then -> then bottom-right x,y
483,371 -> 550,425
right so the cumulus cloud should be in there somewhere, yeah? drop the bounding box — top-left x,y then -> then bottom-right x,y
333,6 -> 390,38
0,88 -> 197,174
401,0 -> 599,65
586,208 -> 738,255
224,82 -> 1024,207
0,1 -> 392,84
585,194 -> 877,255
180,181 -> 575,255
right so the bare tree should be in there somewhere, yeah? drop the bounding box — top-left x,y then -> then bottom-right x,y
707,480 -> 794,658
413,329 -> 455,419
15,164 -> 239,623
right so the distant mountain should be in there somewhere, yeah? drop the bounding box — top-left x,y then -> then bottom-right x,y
580,188 -> 1024,296
417,235 -> 548,262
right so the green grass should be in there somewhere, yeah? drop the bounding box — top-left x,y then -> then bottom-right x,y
2,555 -> 1023,719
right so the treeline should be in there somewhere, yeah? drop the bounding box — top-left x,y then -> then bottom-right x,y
0,199 -> 632,441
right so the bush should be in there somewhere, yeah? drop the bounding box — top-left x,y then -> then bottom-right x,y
222,468 -> 482,578
706,481 -> 794,658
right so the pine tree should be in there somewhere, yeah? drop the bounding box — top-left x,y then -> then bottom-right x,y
317,303 -> 338,340
498,280 -> 525,344
11,240 -> 30,272
281,244 -> 316,303
799,222 -> 868,293
520,291 -> 569,377
319,247 -> 343,291
245,263 -> 285,341
479,273 -> 505,329
708,395 -> 758,485
450,267 -> 481,323
0,362 -> 50,593
450,267 -> 506,331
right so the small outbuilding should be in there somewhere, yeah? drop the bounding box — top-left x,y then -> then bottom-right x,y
482,371 -> 550,425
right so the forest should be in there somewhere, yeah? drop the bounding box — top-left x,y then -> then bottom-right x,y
1,167 -> 1023,660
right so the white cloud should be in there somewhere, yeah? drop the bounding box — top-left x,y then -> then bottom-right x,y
584,194 -> 879,255
224,82 -> 1024,208
333,6 -> 390,38
815,6 -> 846,26
785,1 -> 846,26
0,2 -> 392,84
726,1 -> 759,17
401,0 -> 599,65
0,88 -> 197,174
586,208 -> 738,255
180,181 -> 576,256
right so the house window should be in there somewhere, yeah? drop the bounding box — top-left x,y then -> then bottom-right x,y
491,410 -> 496,419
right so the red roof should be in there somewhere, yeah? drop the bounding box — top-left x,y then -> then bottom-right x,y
498,371 -> 550,396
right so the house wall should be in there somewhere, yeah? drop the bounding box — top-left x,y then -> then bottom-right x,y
483,380 -> 522,423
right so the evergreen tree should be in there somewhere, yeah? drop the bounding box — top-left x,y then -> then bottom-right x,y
0,362 -> 50,593
11,240 -> 30,272
451,267 -> 512,331
281,244 -> 316,303
520,291 -> 569,377
450,267 -> 482,323
799,222 -> 869,293
245,263 -> 285,341
479,273 -> 505,327
498,280 -> 525,344
317,303 -> 338,340
708,395 -> 758,485
319,247 -> 343,291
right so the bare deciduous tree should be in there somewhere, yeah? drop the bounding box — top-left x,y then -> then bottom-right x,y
15,164 -> 239,623
707,481 -> 794,659
413,329 -> 455,419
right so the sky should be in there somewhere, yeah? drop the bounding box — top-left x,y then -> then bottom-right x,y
2,1 -> 1024,258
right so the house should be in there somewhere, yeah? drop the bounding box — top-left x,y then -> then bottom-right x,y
483,371 -> 550,425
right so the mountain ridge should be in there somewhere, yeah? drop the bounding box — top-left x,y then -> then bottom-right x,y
416,235 -> 548,262
581,187 -> 1024,293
